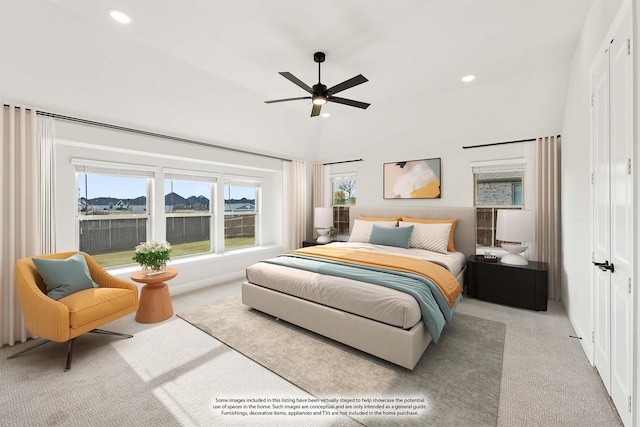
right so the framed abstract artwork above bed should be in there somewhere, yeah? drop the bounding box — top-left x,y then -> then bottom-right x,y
383,158 -> 441,199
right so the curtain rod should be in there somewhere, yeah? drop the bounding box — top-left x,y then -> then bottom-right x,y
462,135 -> 561,149
323,158 -> 363,165
3,104 -> 292,162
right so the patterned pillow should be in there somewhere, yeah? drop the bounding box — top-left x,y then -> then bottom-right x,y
401,217 -> 458,252
398,221 -> 451,253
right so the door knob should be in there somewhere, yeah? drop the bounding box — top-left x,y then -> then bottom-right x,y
593,260 -> 615,273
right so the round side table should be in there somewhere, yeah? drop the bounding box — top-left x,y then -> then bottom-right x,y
130,267 -> 178,324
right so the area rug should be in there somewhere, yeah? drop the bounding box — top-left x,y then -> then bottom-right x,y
178,295 -> 505,426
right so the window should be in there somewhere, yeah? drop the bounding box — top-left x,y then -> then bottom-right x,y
472,160 -> 524,248
164,171 -> 216,257
331,173 -> 356,234
224,179 -> 260,250
75,162 -> 153,267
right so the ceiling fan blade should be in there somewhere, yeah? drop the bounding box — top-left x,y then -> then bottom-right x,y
279,72 -> 313,93
327,74 -> 368,95
264,96 -> 310,104
311,104 -> 322,117
328,96 -> 370,109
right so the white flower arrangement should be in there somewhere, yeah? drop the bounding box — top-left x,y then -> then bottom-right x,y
133,240 -> 172,272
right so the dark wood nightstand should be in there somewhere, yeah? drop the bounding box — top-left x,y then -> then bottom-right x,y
302,240 -> 329,248
465,255 -> 548,311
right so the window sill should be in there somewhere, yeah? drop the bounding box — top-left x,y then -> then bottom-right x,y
106,244 -> 281,275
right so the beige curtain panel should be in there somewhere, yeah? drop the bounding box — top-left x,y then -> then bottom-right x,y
312,163 -> 329,239
285,160 -> 306,251
312,163 -> 325,209
0,105 -> 56,347
534,135 -> 560,301
38,116 -> 57,254
1,105 -> 39,347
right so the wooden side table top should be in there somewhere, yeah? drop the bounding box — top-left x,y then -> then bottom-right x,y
130,267 -> 178,285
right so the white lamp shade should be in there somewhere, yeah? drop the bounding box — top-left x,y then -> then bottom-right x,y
496,209 -> 533,243
314,207 -> 333,229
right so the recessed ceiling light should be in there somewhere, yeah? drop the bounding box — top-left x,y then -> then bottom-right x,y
461,75 -> 476,83
322,113 -> 331,118
108,9 -> 132,24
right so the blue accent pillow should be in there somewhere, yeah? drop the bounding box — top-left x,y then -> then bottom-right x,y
33,253 -> 99,300
368,224 -> 414,249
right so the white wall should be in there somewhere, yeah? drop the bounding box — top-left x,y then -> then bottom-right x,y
53,120 -> 284,294
326,64 -> 569,208
560,0 -> 624,361
0,0 -> 319,161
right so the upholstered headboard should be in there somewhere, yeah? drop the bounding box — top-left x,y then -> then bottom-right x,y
348,206 -> 477,258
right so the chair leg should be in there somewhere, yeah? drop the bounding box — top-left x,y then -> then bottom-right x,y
90,329 -> 133,339
7,338 -> 76,373
6,339 -> 51,360
64,338 -> 76,372
7,330 -> 133,372
62,330 -> 132,372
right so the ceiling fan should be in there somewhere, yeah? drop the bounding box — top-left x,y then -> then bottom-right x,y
265,52 -> 370,117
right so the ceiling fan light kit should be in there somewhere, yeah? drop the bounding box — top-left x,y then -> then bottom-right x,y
265,51 -> 370,117
312,94 -> 327,105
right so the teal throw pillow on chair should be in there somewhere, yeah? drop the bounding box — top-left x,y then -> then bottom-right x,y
33,253 -> 99,300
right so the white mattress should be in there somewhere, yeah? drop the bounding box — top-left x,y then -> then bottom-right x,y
245,242 -> 465,329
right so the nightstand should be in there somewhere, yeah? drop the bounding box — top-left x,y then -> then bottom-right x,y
302,240 -> 328,248
465,255 -> 548,311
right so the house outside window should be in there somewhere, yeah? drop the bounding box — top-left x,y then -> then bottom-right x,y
75,161 -> 153,267
331,173 -> 356,234
164,170 -> 216,257
472,160 -> 524,249
224,179 -> 260,250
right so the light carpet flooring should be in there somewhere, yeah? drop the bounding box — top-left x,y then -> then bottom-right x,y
179,296 -> 505,426
0,279 -> 623,427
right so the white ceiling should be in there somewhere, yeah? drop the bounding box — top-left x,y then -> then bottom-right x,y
4,0 -> 593,160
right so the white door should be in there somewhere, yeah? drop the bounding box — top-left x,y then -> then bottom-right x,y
608,10 -> 633,426
591,6 -> 633,426
592,42 -> 611,393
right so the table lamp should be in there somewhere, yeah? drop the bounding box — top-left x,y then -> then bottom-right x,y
496,209 -> 533,265
314,207 -> 333,243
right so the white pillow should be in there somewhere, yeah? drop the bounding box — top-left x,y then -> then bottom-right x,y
398,221 -> 451,253
348,220 -> 397,243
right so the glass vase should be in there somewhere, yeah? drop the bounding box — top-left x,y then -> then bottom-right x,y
143,263 -> 166,276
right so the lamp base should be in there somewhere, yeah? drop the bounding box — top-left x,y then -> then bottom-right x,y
316,228 -> 331,244
500,253 -> 529,265
500,243 -> 529,265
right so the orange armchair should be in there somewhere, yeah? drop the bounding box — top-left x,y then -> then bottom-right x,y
7,251 -> 139,371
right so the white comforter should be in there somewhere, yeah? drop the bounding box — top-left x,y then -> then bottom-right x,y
245,242 -> 466,330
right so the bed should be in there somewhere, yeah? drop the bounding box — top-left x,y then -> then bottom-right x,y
242,206 -> 476,369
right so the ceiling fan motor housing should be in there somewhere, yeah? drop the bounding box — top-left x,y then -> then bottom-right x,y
313,83 -> 327,95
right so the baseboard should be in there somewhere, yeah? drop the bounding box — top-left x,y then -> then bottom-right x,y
564,303 -> 593,365
169,271 -> 245,296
